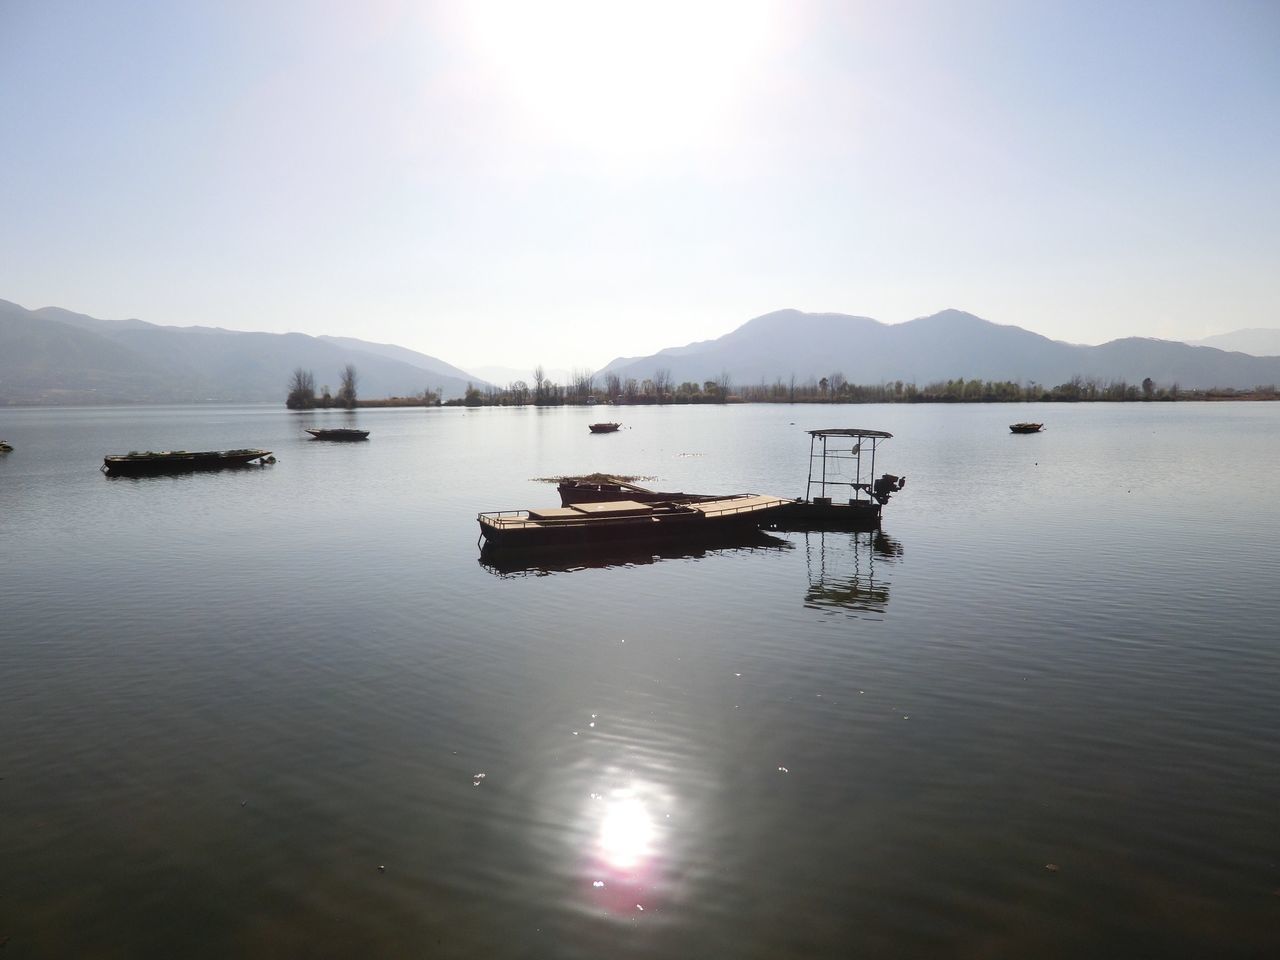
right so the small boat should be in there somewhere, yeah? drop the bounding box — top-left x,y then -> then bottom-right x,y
101,448 -> 273,476
478,494 -> 793,549
769,428 -> 904,532
305,428 -> 370,441
0,441 -> 12,452
588,422 -> 621,434
558,477 -> 726,506
1009,422 -> 1044,434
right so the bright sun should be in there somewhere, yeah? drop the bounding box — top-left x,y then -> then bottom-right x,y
459,0 -> 778,161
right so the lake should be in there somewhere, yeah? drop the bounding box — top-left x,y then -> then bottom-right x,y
2,402 -> 1278,958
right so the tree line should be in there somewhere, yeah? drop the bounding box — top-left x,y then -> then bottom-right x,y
285,364 -> 441,409
444,367 -> 1279,407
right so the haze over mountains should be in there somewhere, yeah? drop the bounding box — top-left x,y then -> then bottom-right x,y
599,309 -> 1280,391
1187,329 -> 1280,357
0,299 -> 485,404
4,298 -> 1279,405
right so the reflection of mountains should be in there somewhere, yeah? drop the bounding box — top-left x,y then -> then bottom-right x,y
479,529 -> 792,577
802,530 -> 902,616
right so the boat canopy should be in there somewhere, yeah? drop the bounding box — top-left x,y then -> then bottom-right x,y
807,428 -> 892,439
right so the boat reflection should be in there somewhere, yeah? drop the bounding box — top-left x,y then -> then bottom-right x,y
802,530 -> 902,616
478,529 -> 792,577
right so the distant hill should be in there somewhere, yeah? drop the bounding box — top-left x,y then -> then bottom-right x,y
0,299 -> 480,404
1187,329 -> 1280,357
597,308 -> 1280,391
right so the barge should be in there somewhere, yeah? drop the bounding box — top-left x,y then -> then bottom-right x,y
305,428 -> 370,441
478,494 -> 792,549
102,448 -> 273,476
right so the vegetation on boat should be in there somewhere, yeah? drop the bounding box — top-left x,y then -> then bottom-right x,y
534,473 -> 653,485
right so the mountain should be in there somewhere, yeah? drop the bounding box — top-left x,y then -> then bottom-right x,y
597,309 -> 1280,391
1187,329 -> 1280,357
317,335 -> 488,387
0,299 -> 479,404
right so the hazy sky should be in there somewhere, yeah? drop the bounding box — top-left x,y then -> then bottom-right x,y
2,0 -> 1276,370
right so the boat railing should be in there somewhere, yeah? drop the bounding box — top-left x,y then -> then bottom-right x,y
697,496 -> 793,518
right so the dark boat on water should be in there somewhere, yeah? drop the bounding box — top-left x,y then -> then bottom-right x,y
769,428 -> 905,532
305,428 -> 369,441
478,494 -> 792,549
588,422 -> 621,433
557,477 -> 726,507
1009,422 -> 1044,434
101,449 -> 273,477
0,440 -> 12,452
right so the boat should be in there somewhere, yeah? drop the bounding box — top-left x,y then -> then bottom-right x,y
101,448 -> 273,476
588,422 -> 621,433
305,428 -> 369,441
1009,422 -> 1043,433
478,494 -> 793,549
557,477 -> 726,506
769,428 -> 904,532
0,441 -> 12,452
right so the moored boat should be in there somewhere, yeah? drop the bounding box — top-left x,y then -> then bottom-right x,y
305,428 -> 370,441
101,448 -> 273,476
769,428 -> 904,532
478,494 -> 792,549
588,422 -> 621,433
0,440 -> 12,452
1009,422 -> 1044,433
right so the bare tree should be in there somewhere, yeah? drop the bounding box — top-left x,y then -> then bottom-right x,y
337,364 -> 358,408
286,368 -> 316,409
533,364 -> 546,403
652,367 -> 673,400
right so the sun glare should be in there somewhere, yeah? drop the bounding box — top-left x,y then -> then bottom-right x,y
459,0 -> 777,161
598,795 -> 657,870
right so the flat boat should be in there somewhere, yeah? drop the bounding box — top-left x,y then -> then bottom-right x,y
102,448 -> 273,476
306,428 -> 369,441
1009,422 -> 1044,434
588,422 -> 621,434
479,494 -> 792,549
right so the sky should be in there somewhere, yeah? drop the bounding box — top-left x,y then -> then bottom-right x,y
1,0 -> 1277,372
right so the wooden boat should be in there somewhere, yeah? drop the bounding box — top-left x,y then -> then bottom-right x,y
0,441 -> 12,452
769,428 -> 903,532
588,422 -> 621,433
478,494 -> 793,549
1009,422 -> 1044,433
101,448 -> 273,476
558,477 -> 726,506
305,428 -> 369,441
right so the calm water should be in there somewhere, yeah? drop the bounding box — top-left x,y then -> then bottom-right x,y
2,402 -> 1279,958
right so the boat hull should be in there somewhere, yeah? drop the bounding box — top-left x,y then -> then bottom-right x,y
102,449 -> 272,476
768,499 -> 883,532
588,423 -> 620,433
305,429 -> 369,441
1009,423 -> 1043,433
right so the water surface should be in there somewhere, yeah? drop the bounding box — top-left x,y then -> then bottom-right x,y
2,402 -> 1278,957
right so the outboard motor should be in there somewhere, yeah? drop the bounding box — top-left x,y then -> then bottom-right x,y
872,474 -> 907,504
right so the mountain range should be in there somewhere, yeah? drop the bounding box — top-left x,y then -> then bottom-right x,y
598,309 -> 1280,391
4,299 -> 1279,404
1187,328 -> 1280,357
0,299 -> 485,404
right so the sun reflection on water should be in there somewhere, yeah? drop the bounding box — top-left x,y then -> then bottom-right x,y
583,782 -> 672,915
